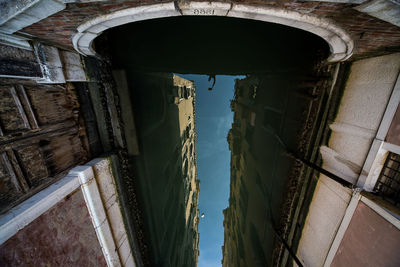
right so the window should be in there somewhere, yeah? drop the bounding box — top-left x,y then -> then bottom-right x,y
263,107 -> 282,133
374,152 -> 400,207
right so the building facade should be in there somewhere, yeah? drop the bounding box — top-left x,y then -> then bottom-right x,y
223,53 -> 400,266
121,72 -> 200,266
0,0 -> 399,266
223,60 -> 336,266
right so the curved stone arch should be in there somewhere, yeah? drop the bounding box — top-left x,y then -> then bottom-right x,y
72,1 -> 354,62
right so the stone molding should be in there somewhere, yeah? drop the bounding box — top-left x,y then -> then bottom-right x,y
323,190 -> 400,266
0,157 -> 136,267
0,0 -> 65,34
72,1 -> 354,62
355,0 -> 400,27
0,42 -> 87,82
0,32 -> 32,50
33,42 -> 66,83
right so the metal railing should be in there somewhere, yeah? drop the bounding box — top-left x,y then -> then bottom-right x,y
374,152 -> 400,207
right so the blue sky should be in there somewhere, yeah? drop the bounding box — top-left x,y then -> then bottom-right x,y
179,74 -> 241,267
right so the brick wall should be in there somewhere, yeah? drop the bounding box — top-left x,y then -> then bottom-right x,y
21,0 -> 157,49
283,2 -> 400,57
20,0 -> 400,59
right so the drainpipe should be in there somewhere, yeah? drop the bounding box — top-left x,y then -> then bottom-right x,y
270,222 -> 305,267
269,125 -> 356,189
287,150 -> 354,188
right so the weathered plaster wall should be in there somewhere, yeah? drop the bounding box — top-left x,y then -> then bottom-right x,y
0,189 -> 107,267
297,53 -> 400,267
297,175 -> 352,267
324,53 -> 400,184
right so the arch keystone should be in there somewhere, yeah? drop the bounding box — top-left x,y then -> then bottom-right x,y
72,1 -> 354,62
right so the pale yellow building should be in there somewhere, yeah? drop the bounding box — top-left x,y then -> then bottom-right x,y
117,72 -> 200,266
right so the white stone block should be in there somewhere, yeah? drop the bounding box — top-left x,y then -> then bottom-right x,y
320,146 -> 360,184
1,13 -> 38,32
0,0 -> 65,33
36,66 -> 66,84
355,0 -> 400,27
228,5 -> 295,27
60,50 -> 87,81
71,165 -> 94,184
64,63 -> 87,81
92,160 -> 116,200
95,219 -> 122,267
178,1 -> 232,16
108,202 -> 125,241
0,32 -> 32,50
77,32 -> 98,50
72,32 -> 84,52
86,23 -> 109,34
329,122 -> 375,139
81,182 -> 107,228
27,0 -> 65,20
79,46 -> 95,56
118,235 -> 131,265
124,252 -> 135,267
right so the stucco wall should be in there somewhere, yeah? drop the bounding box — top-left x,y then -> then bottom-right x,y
324,53 -> 400,184
0,189 -> 106,267
297,175 -> 352,267
297,53 -> 400,267
331,201 -> 400,267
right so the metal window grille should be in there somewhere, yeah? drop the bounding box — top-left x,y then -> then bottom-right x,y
374,152 -> 400,207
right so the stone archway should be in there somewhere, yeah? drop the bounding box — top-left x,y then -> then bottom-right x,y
72,1 -> 354,62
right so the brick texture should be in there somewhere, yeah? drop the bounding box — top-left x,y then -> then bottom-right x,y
20,0 -> 400,58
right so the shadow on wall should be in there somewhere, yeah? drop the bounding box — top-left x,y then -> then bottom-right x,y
99,16 -> 329,75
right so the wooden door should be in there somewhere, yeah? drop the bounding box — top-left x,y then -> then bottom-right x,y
0,82 -> 89,213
